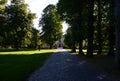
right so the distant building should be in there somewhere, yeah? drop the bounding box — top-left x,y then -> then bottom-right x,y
57,36 -> 64,48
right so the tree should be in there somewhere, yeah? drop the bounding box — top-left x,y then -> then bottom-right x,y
96,0 -> 102,55
5,0 -> 36,50
57,0 -> 117,58
0,0 -> 7,5
94,0 -> 115,55
30,28 -> 41,49
0,0 -> 8,47
115,0 -> 120,69
64,27 -> 76,52
87,0 -> 95,57
57,0 -> 87,54
108,0 -> 115,55
39,4 -> 62,49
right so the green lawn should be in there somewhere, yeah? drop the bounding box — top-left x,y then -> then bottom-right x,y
0,49 -> 55,81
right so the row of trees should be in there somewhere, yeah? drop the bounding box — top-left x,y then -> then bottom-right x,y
57,0 -> 120,68
0,0 -> 63,50
0,0 -> 41,50
57,0 -> 115,55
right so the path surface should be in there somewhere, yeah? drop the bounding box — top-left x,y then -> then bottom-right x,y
27,49 -> 113,81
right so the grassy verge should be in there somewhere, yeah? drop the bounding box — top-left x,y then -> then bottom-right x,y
0,49 -> 55,81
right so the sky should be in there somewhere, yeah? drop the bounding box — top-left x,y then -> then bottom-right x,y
25,0 -> 68,33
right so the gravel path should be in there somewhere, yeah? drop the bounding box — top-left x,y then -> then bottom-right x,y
27,49 -> 113,81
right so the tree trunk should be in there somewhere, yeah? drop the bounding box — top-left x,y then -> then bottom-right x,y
108,0 -> 115,56
87,0 -> 94,57
72,41 -> 76,52
15,39 -> 20,51
115,0 -> 120,69
97,0 -> 102,55
50,44 -> 53,49
78,39 -> 84,55
15,45 -> 19,51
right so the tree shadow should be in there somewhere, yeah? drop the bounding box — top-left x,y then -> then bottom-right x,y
0,48 -> 37,52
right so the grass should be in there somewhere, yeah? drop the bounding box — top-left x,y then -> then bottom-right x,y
0,49 -> 55,81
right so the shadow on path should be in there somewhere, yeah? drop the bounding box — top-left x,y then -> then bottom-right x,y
27,48 -> 113,81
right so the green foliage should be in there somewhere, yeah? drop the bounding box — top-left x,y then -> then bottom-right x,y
0,0 -> 8,46
39,4 -> 62,49
3,0 -> 36,49
11,0 -> 25,4
93,0 -> 115,55
0,0 -> 7,5
57,0 -> 88,54
0,0 -> 40,49
57,0 -> 116,56
64,27 -> 74,48
57,0 -> 87,23
30,28 -> 41,48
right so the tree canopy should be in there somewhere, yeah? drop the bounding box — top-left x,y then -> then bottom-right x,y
57,0 -> 120,69
39,4 -> 62,49
0,0 -> 37,50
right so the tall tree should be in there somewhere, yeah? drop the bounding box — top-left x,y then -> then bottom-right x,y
115,0 -> 120,69
5,0 -> 36,50
108,0 -> 115,55
39,4 -> 62,49
87,0 -> 95,57
0,0 -> 8,47
97,0 -> 102,55
57,0 -> 87,54
30,28 -> 41,49
64,27 -> 74,49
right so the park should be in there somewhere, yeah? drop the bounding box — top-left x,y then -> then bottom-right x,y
0,0 -> 120,81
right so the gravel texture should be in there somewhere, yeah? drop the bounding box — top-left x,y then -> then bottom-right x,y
27,49 -> 113,81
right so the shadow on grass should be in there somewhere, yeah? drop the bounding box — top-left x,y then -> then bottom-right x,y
0,52 -> 53,81
0,48 -> 37,52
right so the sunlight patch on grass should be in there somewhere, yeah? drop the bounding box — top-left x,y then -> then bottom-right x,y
0,49 -> 56,55
68,49 -> 101,55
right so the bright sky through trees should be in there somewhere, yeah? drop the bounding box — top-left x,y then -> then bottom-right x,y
25,0 -> 68,33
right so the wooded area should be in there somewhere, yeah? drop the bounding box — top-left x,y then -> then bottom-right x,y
0,0 -> 62,50
57,0 -> 120,69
